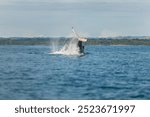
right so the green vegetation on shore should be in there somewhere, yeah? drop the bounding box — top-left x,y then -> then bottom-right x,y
0,37 -> 150,46
87,38 -> 150,46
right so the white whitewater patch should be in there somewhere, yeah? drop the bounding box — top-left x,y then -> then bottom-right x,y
50,38 -> 82,56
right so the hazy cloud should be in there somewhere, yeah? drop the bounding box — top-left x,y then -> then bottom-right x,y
0,0 -> 150,37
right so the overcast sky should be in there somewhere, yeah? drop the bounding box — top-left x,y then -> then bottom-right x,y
0,0 -> 150,37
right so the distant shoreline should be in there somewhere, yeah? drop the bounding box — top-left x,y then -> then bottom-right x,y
0,37 -> 150,46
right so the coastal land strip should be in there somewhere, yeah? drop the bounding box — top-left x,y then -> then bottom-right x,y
0,37 -> 150,46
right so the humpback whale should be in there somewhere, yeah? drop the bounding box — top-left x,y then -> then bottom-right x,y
72,27 -> 87,54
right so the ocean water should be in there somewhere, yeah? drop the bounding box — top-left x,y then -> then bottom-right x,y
0,45 -> 150,99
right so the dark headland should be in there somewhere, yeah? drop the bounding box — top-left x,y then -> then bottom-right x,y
0,36 -> 150,46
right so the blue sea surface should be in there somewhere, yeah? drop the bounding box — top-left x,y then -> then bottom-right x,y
0,45 -> 150,99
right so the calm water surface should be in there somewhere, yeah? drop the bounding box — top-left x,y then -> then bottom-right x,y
0,45 -> 150,99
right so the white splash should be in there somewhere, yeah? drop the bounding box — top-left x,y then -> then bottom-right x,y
50,37 -> 81,55
50,27 -> 87,56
